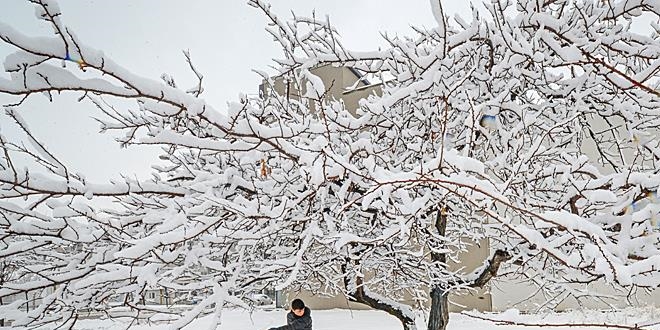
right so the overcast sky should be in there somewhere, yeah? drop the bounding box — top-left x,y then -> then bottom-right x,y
0,0 -> 475,182
1,0 -> 656,184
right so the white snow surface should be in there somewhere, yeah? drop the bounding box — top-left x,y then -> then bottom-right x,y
69,307 -> 660,330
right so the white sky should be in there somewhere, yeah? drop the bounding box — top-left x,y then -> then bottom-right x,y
0,0 -> 475,182
0,1 -> 656,183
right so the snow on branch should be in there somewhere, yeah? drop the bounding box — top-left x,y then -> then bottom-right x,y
1,0 -> 659,329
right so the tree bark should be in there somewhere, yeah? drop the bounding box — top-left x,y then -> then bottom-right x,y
343,258 -> 416,330
428,288 -> 449,330
348,284 -> 417,330
469,249 -> 511,289
428,206 -> 449,330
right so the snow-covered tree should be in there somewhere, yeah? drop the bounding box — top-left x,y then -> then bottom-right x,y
250,0 -> 660,330
0,0 -> 659,330
0,1 -> 324,328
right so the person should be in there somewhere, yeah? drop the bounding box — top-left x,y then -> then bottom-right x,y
268,298 -> 312,330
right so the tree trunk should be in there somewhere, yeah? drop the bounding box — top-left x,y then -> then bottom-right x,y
427,206 -> 511,330
428,206 -> 449,330
428,288 -> 449,330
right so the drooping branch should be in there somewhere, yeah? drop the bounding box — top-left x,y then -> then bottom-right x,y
345,273 -> 417,330
460,311 -> 650,330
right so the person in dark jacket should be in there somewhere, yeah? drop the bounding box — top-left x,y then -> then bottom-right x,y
269,299 -> 312,330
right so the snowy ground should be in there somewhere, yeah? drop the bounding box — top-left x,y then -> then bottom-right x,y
72,307 -> 660,330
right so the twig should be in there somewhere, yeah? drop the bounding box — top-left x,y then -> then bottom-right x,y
460,311 -> 648,330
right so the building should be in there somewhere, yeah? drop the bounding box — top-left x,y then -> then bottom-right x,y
260,64 -> 660,313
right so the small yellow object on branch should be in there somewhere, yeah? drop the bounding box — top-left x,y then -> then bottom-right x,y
260,159 -> 268,178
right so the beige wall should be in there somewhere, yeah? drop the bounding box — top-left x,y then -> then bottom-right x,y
445,239 -> 492,312
491,276 -> 660,312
